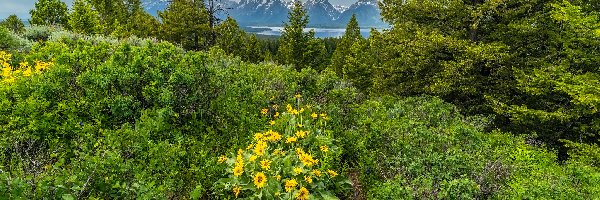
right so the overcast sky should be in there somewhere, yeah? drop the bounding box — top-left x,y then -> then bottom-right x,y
0,0 -> 357,19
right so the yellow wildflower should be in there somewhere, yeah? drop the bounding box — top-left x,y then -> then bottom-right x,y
233,165 -> 244,177
254,133 -> 265,141
269,120 -> 276,125
327,170 -> 338,177
304,175 -> 313,184
254,140 -> 268,156
22,67 -> 32,77
233,186 -> 241,198
285,179 -> 298,192
295,94 -> 301,99
261,108 -> 269,115
291,109 -> 299,115
295,130 -> 308,138
294,167 -> 303,175
274,112 -> 280,117
253,172 -> 267,189
299,108 -> 304,113
312,169 -> 322,177
296,187 -> 309,200
260,159 -> 271,170
286,104 -> 293,112
276,175 -> 282,181
249,155 -> 258,162
266,130 -> 282,142
320,146 -> 329,152
296,150 -> 318,167
19,61 -> 28,68
218,155 -> 227,163
286,136 -> 298,143
311,113 -> 318,119
297,123 -> 304,128
247,143 -> 255,150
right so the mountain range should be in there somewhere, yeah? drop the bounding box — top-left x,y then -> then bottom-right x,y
142,0 -> 388,28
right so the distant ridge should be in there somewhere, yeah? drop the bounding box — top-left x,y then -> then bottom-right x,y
141,0 -> 388,27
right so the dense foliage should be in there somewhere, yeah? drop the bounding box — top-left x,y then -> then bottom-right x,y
1,0 -> 600,198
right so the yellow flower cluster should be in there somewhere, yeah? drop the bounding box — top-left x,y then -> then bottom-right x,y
0,51 -> 53,84
296,148 -> 318,167
217,95 -> 340,199
233,149 -> 244,177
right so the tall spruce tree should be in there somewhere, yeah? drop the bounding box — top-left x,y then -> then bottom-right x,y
29,0 -> 68,27
277,1 -> 326,71
330,14 -> 363,78
215,17 -> 246,56
159,0 -> 211,51
1,15 -> 25,34
68,0 -> 102,35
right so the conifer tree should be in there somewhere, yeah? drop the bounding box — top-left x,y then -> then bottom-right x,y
68,0 -> 102,35
159,0 -> 211,50
215,17 -> 246,56
130,10 -> 160,38
0,15 -> 25,34
330,14 -> 363,78
29,0 -> 68,27
277,1 -> 326,71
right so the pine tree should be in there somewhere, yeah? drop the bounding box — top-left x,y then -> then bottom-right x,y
29,0 -> 68,27
130,10 -> 160,38
215,17 -> 246,56
68,0 -> 102,35
277,1 -> 326,71
159,0 -> 211,51
243,34 -> 264,63
330,14 -> 363,78
0,15 -> 25,34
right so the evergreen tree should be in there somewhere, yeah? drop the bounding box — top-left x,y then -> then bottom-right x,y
277,1 -> 326,71
86,0 -> 125,28
330,14 -> 363,78
29,0 -> 68,27
215,17 -> 246,56
376,0 -> 600,148
159,0 -> 211,51
243,34 -> 264,63
68,0 -> 102,35
130,11 -> 160,38
0,15 -> 25,34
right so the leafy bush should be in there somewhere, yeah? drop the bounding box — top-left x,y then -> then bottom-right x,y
0,27 -> 32,51
22,25 -> 59,42
345,96 -> 600,199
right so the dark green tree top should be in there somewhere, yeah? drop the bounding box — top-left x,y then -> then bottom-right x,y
159,0 -> 211,50
277,1 -> 326,71
68,0 -> 102,35
330,14 -> 363,77
1,15 -> 25,34
29,0 -> 68,26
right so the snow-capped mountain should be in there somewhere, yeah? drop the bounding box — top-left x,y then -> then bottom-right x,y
333,5 -> 348,13
231,0 -> 290,25
141,0 -> 387,27
337,0 -> 386,27
304,0 -> 340,25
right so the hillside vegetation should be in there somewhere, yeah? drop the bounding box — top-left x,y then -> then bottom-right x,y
1,0 -> 600,199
